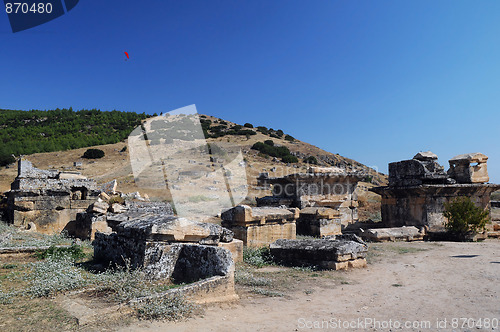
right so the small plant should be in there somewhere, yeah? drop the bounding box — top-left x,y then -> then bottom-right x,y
243,123 -> 253,128
82,148 -> 105,159
34,244 -> 86,261
284,134 -> 295,142
443,197 -> 489,238
250,287 -> 284,297
109,195 -> 125,205
136,294 -> 197,321
282,155 -> 298,163
243,247 -> 273,268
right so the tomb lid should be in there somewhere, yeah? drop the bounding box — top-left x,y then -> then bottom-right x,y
449,152 -> 488,164
413,151 -> 438,161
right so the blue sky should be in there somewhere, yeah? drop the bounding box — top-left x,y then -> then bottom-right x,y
1,1 -> 500,181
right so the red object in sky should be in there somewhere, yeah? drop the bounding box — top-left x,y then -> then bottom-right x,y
124,52 -> 129,60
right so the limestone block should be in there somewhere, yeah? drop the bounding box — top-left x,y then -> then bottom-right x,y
33,197 -> 71,210
348,258 -> 367,268
99,192 -> 110,202
14,201 -> 34,211
218,239 -> 243,263
59,172 -> 87,180
70,199 -> 97,210
361,226 -> 424,242
92,201 -> 109,214
110,203 -> 127,214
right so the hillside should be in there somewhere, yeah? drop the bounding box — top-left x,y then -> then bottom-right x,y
0,111 -> 386,220
0,108 -> 148,166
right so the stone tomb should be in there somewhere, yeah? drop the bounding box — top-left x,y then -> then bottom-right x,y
270,235 -> 367,270
257,167 -> 363,227
6,159 -> 99,234
93,215 -> 239,303
297,207 -> 341,237
221,205 -> 298,247
371,152 -> 500,233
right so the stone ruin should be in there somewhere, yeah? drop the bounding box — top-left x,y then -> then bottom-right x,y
6,159 -> 100,234
221,205 -> 298,248
270,234 -> 368,270
93,214 -> 240,303
256,167 -> 363,236
371,152 -> 500,234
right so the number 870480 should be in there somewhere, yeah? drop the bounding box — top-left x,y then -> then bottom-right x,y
5,2 -> 53,14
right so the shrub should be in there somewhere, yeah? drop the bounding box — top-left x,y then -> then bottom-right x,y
243,247 -> 273,267
82,148 -> 105,159
244,123 -> 253,128
264,140 -> 274,146
284,134 -> 295,142
275,129 -> 284,138
257,126 -> 268,134
443,197 -> 489,236
0,153 -> 15,167
282,155 -> 298,163
27,255 -> 85,297
303,156 -> 318,165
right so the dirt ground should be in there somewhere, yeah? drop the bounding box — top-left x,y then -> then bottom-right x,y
124,240 -> 500,332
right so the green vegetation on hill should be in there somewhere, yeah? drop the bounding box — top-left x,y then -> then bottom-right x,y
0,108 -> 148,166
251,141 -> 298,163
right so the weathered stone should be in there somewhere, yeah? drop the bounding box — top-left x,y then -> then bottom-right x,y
217,239 -> 243,263
101,180 -> 117,195
6,159 -> 99,234
221,205 -> 297,247
270,238 -> 368,269
99,192 -> 110,202
448,153 -> 489,184
59,172 -> 87,180
360,226 -> 424,242
413,151 -> 438,161
297,207 -> 341,237
371,152 -> 500,233
110,203 -> 127,214
91,201 -> 109,215
256,169 -> 363,226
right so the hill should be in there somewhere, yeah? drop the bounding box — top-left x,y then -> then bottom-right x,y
0,108 -> 149,166
0,110 -> 386,221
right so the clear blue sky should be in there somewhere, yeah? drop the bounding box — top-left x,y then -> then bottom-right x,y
1,1 -> 500,181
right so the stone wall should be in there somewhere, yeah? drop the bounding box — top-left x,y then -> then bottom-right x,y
372,152 -> 500,232
6,159 -> 99,234
221,205 -> 298,247
257,167 -> 363,227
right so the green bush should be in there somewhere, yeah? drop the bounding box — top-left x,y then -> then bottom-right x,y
284,134 -> 295,142
303,156 -> 318,165
82,148 -> 105,159
282,155 -> 298,163
264,140 -> 274,146
443,197 -> 489,236
244,123 -> 253,128
243,247 -> 273,268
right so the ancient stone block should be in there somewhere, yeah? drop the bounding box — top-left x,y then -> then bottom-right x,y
217,239 -> 243,263
448,153 -> 489,184
270,236 -> 368,270
297,207 -> 341,237
360,226 -> 424,242
101,180 -> 117,195
13,201 -> 34,211
221,205 -> 297,247
59,172 -> 87,180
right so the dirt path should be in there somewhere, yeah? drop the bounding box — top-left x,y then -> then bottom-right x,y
123,240 -> 500,332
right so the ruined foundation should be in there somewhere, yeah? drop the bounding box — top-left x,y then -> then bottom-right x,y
371,152 -> 500,233
297,207 -> 342,237
6,159 -> 99,234
93,215 -> 239,303
270,235 -> 367,270
221,205 -> 298,247
257,167 -> 363,227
